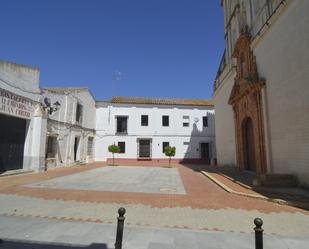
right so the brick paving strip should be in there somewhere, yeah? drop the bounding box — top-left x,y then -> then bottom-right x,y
0,163 -> 309,237
1,194 -> 309,237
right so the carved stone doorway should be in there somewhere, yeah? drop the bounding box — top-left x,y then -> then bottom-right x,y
228,26 -> 267,175
243,117 -> 256,172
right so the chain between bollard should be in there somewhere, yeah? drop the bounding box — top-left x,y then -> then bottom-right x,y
254,218 -> 264,249
115,207 -> 126,249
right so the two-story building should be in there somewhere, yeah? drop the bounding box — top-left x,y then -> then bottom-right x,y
95,97 -> 216,164
0,60 -> 216,173
214,0 -> 309,186
41,87 -> 96,169
0,60 -> 47,173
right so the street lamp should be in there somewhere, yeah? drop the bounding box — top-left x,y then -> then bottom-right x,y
43,97 -> 61,115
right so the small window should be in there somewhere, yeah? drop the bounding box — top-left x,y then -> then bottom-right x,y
76,103 -> 83,123
87,137 -> 94,156
203,116 -> 208,127
162,115 -> 169,127
141,115 -> 148,126
183,115 -> 189,127
162,142 -> 170,153
116,116 -> 128,134
46,136 -> 57,158
183,142 -> 190,146
118,142 -> 125,153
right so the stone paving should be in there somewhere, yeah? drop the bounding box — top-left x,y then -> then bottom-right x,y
26,166 -> 186,195
1,215 -> 309,249
0,162 -> 309,244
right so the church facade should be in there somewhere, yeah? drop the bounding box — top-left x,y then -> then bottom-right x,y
214,0 -> 309,185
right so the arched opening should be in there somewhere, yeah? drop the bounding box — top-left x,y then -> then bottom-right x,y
242,117 -> 256,172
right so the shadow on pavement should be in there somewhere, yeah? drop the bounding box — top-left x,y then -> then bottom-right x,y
0,239 -> 108,249
203,165 -> 309,211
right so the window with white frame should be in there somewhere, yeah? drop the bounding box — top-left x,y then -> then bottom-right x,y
162,142 -> 170,153
203,116 -> 208,127
182,115 -> 190,127
116,116 -> 128,134
118,142 -> 125,153
141,115 -> 148,126
162,115 -> 169,127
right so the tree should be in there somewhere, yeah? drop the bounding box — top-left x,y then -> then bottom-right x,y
108,144 -> 120,166
164,146 -> 176,167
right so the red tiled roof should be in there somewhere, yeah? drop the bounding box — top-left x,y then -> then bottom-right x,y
98,96 -> 214,106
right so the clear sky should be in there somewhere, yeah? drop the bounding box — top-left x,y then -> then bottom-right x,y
0,0 -> 224,100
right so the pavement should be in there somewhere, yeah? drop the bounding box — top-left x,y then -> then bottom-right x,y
26,166 -> 186,195
1,215 -> 309,249
201,165 -> 309,209
0,163 -> 309,248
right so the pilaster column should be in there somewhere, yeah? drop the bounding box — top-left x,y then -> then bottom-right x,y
30,104 -> 47,171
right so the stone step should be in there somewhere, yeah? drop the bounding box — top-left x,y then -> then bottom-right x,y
259,174 -> 298,187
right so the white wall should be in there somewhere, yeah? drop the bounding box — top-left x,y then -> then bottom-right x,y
0,60 -> 41,102
215,0 -> 309,185
0,60 -> 46,172
213,69 -> 237,166
42,89 -> 96,168
253,0 -> 309,185
95,103 -> 215,161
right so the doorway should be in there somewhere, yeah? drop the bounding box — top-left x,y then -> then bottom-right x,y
200,143 -> 210,159
138,139 -> 151,158
74,137 -> 80,161
243,118 -> 256,172
0,114 -> 26,172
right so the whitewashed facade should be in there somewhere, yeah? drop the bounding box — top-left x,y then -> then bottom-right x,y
95,98 -> 216,164
0,60 -> 216,173
214,0 -> 309,186
41,88 -> 96,169
0,61 -> 47,172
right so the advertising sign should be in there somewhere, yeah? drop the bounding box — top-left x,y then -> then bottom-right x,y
0,88 -> 34,119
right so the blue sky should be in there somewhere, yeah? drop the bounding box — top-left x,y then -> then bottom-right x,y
0,0 -> 224,100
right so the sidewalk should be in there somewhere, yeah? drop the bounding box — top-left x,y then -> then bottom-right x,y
201,166 -> 309,210
1,215 -> 308,249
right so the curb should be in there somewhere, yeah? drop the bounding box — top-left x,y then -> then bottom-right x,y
200,170 -> 309,210
200,171 -> 268,200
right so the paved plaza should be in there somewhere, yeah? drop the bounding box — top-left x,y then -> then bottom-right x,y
0,163 -> 309,248
27,166 -> 186,195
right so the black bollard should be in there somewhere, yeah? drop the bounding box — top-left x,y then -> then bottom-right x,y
115,207 -> 126,249
254,218 -> 264,249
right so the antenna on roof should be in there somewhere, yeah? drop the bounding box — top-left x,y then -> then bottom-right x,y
112,70 -> 122,97
109,70 -> 122,124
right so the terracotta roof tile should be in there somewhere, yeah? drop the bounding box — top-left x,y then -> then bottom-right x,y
99,96 -> 213,106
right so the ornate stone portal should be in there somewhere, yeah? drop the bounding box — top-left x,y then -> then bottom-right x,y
229,27 -> 267,175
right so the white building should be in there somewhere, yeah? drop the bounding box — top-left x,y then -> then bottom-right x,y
0,61 -> 216,173
0,61 -> 47,173
214,1 -> 309,186
95,97 -> 215,164
41,87 -> 96,169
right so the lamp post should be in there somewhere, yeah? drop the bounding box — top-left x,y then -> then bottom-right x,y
42,97 -> 61,115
